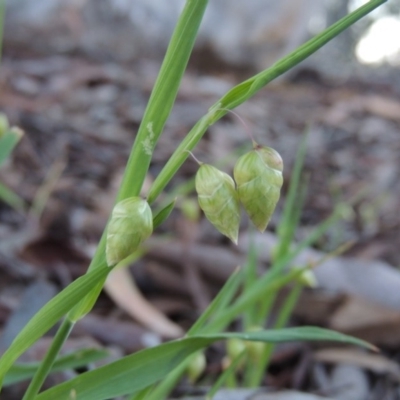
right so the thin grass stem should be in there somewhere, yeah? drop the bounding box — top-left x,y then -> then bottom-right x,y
22,319 -> 74,400
248,284 -> 302,387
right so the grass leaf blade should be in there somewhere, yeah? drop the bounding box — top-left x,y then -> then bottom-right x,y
0,267 -> 110,383
36,328 -> 374,400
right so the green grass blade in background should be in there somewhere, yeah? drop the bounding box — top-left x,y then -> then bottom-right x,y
249,284 -> 303,387
36,328 -> 375,400
243,237 -> 259,329
206,268 -> 303,334
147,0 -> 387,204
145,267 -> 243,400
3,349 -> 108,387
0,181 -> 25,210
274,132 -> 309,262
0,128 -> 24,167
187,267 -> 243,336
0,126 -> 26,210
0,266 -> 110,383
206,351 -> 245,399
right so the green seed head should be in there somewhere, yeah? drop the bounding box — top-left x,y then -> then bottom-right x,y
106,197 -> 153,267
295,266 -> 318,288
186,351 -> 206,384
225,338 -> 246,369
245,326 -> 265,362
234,145 -> 283,232
195,164 -> 240,244
226,338 -> 247,360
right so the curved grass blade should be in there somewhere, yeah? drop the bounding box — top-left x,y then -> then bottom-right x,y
3,349 -> 108,387
0,128 -> 24,167
187,267 -> 243,336
0,181 -> 25,210
147,0 -> 387,205
36,328 -> 375,400
0,266 -> 110,384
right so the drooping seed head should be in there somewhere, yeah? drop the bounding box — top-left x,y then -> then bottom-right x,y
106,197 -> 153,267
195,164 -> 240,244
234,145 -> 283,232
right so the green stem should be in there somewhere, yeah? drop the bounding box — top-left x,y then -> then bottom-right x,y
205,268 -> 303,334
19,1 -> 210,394
256,292 -> 276,326
117,0 -> 209,199
147,0 -> 386,204
243,234 -> 259,330
249,284 -> 302,387
22,319 -> 74,400
68,0 -> 209,322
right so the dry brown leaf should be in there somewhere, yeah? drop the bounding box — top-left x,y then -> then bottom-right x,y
362,95 -> 400,121
104,267 -> 184,339
314,348 -> 400,382
329,296 -> 400,347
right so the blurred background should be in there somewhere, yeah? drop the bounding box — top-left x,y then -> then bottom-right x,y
1,0 -> 400,399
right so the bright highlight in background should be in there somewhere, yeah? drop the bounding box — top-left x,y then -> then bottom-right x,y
356,16 -> 400,65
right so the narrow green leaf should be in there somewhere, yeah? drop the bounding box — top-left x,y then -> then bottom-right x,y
0,266 -> 110,383
36,328 -> 374,400
250,284 -> 303,387
67,258 -> 107,322
243,237 -> 259,329
0,128 -> 23,167
152,198 -> 176,229
187,267 -> 243,336
205,267 -> 301,334
206,351 -> 245,399
3,349 -> 108,386
218,0 -> 387,109
0,181 -> 25,210
129,386 -> 153,400
143,269 -> 244,400
275,132 -> 309,262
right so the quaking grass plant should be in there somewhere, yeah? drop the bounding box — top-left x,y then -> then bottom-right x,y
0,0 -> 386,399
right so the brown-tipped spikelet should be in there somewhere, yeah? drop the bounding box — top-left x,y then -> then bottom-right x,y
106,197 -> 153,267
234,145 -> 283,232
195,164 -> 240,244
